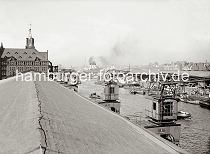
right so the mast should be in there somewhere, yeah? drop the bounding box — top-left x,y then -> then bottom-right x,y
28,24 -> 32,38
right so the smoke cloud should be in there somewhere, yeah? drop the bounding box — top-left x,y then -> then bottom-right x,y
98,37 -> 140,66
89,56 -> 96,65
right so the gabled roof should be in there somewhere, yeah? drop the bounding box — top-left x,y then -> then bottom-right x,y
1,48 -> 48,61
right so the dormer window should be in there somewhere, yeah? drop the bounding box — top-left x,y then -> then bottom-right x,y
7,52 -> 10,54
10,56 -> 17,61
15,52 -> 18,54
35,57 -> 40,61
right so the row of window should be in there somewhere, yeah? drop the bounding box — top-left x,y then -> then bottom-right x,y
8,61 -> 48,66
1,66 -> 6,70
9,71 -> 16,76
1,72 -> 6,76
7,66 -> 48,72
9,67 -> 16,71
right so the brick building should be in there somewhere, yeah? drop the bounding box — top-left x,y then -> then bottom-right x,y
0,28 -> 50,80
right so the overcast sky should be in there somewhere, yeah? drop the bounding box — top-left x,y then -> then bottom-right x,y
0,0 -> 210,67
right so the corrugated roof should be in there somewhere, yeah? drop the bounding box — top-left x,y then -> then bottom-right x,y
1,48 -> 48,61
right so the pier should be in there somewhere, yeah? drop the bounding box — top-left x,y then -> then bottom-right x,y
0,76 -> 187,153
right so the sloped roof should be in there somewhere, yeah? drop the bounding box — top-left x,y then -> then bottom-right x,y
1,48 -> 48,61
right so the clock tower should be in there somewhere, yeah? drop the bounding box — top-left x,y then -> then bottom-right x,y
26,25 -> 35,49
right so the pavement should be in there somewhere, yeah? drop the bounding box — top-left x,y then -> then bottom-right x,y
0,77 -> 187,154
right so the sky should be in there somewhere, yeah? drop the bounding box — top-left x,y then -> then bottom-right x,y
0,0 -> 210,67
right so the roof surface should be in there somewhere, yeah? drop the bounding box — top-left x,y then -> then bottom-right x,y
1,48 -> 48,61
0,76 -> 187,153
36,80 -> 186,154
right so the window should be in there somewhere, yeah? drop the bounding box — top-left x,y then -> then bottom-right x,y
19,56 -> 22,59
32,52 -> 36,54
15,52 -> 18,54
29,56 -> 32,59
42,67 -> 46,71
7,52 -> 10,54
110,87 -> 115,94
23,52 -> 27,54
153,102 -> 156,110
163,101 -> 173,116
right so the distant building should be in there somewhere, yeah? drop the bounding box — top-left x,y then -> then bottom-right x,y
163,61 -> 209,71
49,65 -> 58,73
189,63 -> 207,71
0,28 -> 50,80
161,62 -> 180,71
175,61 -> 188,71
206,64 -> 210,71
190,63 -> 199,71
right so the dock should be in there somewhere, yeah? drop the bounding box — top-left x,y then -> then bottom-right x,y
0,77 -> 187,153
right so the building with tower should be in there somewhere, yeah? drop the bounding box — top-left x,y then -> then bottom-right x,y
0,27 -> 50,80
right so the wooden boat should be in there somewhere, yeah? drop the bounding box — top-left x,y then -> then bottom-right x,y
177,111 -> 191,119
179,94 -> 199,105
89,93 -> 101,99
130,90 -> 139,95
199,98 -> 210,109
179,98 -> 199,105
